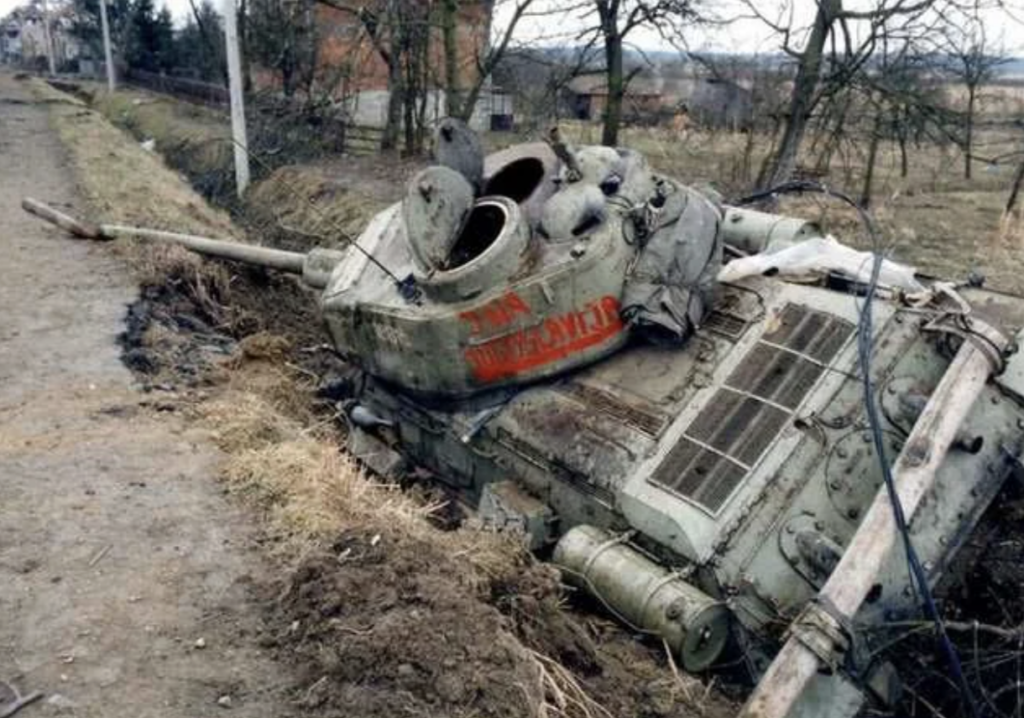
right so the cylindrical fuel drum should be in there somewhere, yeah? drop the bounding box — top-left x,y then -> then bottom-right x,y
553,524 -> 730,671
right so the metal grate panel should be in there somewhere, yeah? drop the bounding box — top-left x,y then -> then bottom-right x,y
765,304 -> 854,363
704,310 -> 748,340
688,389 -> 789,467
726,344 -> 825,410
649,304 -> 853,513
560,382 -> 666,436
649,437 -> 748,512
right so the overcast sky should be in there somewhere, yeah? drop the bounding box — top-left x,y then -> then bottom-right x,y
4,0 -> 1022,55
496,0 -> 1024,55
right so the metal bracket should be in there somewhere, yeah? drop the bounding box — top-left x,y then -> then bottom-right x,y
786,597 -> 851,674
919,289 -> 1010,374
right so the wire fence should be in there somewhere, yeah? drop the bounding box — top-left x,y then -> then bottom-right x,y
123,69 -> 229,107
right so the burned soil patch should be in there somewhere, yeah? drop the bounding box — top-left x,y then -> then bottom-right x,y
118,280 -> 236,382
116,250 -> 343,395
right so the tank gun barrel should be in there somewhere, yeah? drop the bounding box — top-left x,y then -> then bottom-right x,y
99,224 -> 306,274
21,198 -> 342,288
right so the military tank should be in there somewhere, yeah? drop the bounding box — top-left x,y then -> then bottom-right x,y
25,121 -> 1024,718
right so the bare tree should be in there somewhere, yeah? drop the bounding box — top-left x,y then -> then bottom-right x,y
935,11 -> 1008,179
744,0 -> 946,187
247,0 -> 318,98
853,35 -> 949,204
442,0 -> 540,122
312,0 -> 414,151
572,0 -> 698,146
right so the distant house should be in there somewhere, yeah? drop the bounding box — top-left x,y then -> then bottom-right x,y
0,3 -> 81,69
565,72 -> 664,122
254,0 -> 513,132
2,19 -> 22,63
688,78 -> 754,131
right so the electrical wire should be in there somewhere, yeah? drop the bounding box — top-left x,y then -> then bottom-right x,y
734,181 -> 983,718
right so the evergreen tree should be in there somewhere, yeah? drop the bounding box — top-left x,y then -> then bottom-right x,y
68,0 -> 131,62
174,0 -> 225,82
153,5 -> 175,72
125,0 -> 159,72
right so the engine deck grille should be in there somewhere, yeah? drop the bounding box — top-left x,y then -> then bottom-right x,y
560,381 -> 666,436
650,304 -> 853,513
703,310 -> 748,339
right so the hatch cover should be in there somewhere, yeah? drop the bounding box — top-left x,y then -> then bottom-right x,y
649,304 -> 854,513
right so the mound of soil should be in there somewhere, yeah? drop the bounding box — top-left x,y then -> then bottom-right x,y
267,532 -> 738,718
267,532 -> 545,717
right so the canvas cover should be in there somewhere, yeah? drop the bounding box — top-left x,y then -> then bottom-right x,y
622,185 -> 723,344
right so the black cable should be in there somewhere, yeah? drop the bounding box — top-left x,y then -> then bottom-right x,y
735,181 -> 983,718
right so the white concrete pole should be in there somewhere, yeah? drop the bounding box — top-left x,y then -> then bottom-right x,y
40,0 -> 56,75
98,0 -> 115,91
222,0 -> 250,197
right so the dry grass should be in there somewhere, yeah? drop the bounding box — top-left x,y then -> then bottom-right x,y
91,87 -> 232,178
31,79 -> 236,239
199,361 -> 531,584
202,390 -> 433,539
244,166 -> 390,249
76,84 -> 393,253
1000,210 -> 1024,245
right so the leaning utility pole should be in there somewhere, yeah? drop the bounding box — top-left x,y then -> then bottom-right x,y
98,0 -> 115,91
222,0 -> 250,197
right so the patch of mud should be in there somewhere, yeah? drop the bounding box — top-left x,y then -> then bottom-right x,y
269,532 -> 738,718
117,255 -> 341,392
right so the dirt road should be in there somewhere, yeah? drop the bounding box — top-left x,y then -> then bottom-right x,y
0,75 -> 296,717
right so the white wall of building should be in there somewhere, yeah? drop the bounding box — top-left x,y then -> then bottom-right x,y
341,88 -> 514,132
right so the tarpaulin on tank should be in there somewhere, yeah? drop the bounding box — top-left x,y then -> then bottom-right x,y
621,185 -> 722,344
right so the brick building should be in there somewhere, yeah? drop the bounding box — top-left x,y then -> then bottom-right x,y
257,0 -> 510,131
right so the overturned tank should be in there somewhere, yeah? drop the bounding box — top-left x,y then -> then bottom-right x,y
27,120 -> 1024,718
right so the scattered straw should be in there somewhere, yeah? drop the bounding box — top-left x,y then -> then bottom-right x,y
530,648 -> 614,718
